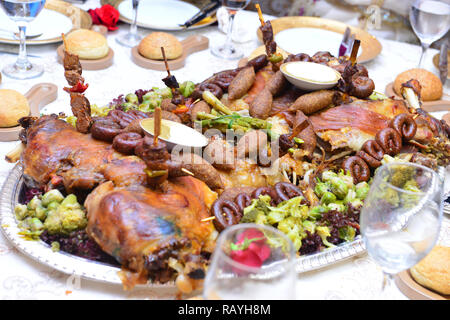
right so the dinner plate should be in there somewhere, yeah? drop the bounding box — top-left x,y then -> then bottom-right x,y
116,0 -> 217,31
256,16 -> 382,63
0,164 -> 448,290
0,0 -> 92,45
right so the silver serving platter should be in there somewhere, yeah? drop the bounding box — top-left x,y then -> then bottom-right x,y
1,163 -> 449,287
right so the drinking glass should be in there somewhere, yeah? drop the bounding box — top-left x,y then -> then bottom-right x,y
203,223 -> 296,300
409,0 -> 450,67
211,0 -> 251,60
0,0 -> 46,79
116,0 -> 142,47
360,162 -> 443,296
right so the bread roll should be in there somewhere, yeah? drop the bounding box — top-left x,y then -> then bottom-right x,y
138,32 -> 183,60
410,245 -> 450,295
0,89 -> 30,128
65,29 -> 109,60
394,68 -> 443,101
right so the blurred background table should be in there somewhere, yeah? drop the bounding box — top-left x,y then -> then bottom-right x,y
0,0 -> 448,300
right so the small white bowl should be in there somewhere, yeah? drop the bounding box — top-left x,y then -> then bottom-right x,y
140,118 -> 208,151
280,61 -> 341,91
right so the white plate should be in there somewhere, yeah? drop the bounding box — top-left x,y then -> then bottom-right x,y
118,0 -> 212,31
275,27 -> 362,58
0,8 -> 72,42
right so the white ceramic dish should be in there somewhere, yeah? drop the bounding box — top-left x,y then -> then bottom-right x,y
0,8 -> 72,43
140,118 -> 209,150
280,61 -> 341,91
118,0 -> 214,31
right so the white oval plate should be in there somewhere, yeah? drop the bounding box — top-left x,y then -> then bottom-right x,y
0,8 -> 72,42
118,0 -> 214,31
275,27 -> 362,58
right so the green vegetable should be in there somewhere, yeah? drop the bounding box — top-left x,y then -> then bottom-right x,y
51,241 -> 60,252
355,182 -> 370,200
389,165 -> 415,188
46,201 -> 60,211
202,91 -> 233,115
121,102 -> 137,112
268,53 -> 283,63
29,217 -> 44,232
41,189 -> 64,207
321,192 -> 337,205
178,81 -> 195,98
327,201 -> 346,212
125,93 -> 139,104
321,171 -> 338,182
308,205 -> 329,220
382,187 -> 400,207
314,182 -> 331,198
343,189 -> 357,204
302,220 -> 315,234
138,102 -> 152,112
329,176 -> 349,200
60,194 -> 81,210
35,206 -> 47,221
338,226 -> 356,242
155,87 -> 173,99
241,195 -> 272,223
293,137 -> 304,145
65,116 -> 77,127
14,204 -> 28,221
27,196 -> 42,210
90,104 -> 112,117
277,217 -> 304,251
316,226 -> 335,248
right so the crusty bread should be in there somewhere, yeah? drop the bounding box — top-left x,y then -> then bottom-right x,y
65,29 -> 109,60
0,89 -> 30,128
138,32 -> 183,60
410,245 -> 450,295
394,68 -> 443,101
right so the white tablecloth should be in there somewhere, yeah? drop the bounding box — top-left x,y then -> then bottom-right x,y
0,0 -> 449,300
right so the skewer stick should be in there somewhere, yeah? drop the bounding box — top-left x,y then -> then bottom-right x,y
161,47 -> 170,76
61,33 -> 68,51
349,39 -> 360,66
153,106 -> 162,146
255,3 -> 265,26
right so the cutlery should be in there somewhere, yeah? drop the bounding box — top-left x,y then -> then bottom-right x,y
179,0 -> 220,29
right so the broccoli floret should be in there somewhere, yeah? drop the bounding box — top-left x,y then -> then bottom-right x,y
277,217 -> 304,251
314,182 -> 331,198
329,176 -> 349,200
321,192 -> 337,205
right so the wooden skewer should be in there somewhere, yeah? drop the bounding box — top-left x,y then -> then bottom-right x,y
201,216 -> 215,222
153,106 -> 162,146
255,3 -> 265,26
61,33 -> 68,51
349,39 -> 360,66
160,47 -> 170,76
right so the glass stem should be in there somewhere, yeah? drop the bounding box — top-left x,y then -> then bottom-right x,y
224,11 -> 236,53
418,42 -> 429,68
381,272 -> 394,296
130,0 -> 139,35
16,25 -> 30,71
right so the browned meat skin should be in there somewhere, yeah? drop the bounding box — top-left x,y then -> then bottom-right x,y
85,177 -> 217,287
63,50 -> 82,74
64,70 -> 84,86
70,93 -> 92,133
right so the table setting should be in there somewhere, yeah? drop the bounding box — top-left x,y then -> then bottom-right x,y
0,0 -> 449,301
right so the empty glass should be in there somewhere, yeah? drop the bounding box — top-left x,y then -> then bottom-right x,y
211,0 -> 251,60
116,0 -> 142,47
203,223 -> 296,300
360,162 -> 443,296
409,0 -> 450,67
0,0 -> 46,79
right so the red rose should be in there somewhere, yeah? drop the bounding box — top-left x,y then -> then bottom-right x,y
88,4 -> 120,31
229,228 -> 271,272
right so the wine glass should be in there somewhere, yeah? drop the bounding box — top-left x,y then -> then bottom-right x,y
0,0 -> 46,79
211,0 -> 251,60
360,162 -> 443,297
203,223 -> 296,300
116,0 -> 142,47
409,0 -> 450,67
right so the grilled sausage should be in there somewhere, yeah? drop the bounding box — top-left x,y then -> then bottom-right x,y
289,90 -> 339,115
265,70 -> 286,96
236,129 -> 268,159
227,66 -> 256,100
249,88 -> 273,119
203,138 -> 236,171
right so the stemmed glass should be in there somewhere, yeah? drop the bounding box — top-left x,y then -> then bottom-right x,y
116,0 -> 142,47
360,162 -> 443,297
409,0 -> 450,67
0,0 -> 46,79
203,223 -> 296,300
211,0 -> 251,60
